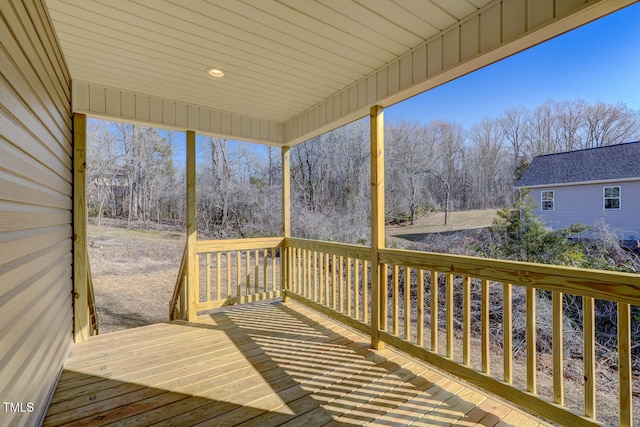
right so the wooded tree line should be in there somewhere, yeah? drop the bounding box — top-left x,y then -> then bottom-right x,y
86,99 -> 640,242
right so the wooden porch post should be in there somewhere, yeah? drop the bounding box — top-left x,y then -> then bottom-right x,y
370,105 -> 385,349
186,130 -> 198,321
73,113 -> 90,342
281,146 -> 291,302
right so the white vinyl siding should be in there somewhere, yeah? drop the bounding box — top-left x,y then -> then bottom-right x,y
0,1 -> 73,425
531,182 -> 640,240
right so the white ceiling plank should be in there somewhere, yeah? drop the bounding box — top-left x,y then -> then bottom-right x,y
244,0 -> 391,58
42,0 -> 636,146
225,0 -> 393,67
432,0 -> 477,20
396,0 -> 458,30
362,0 -> 440,38
317,0 -> 424,49
278,0 -> 409,54
63,0 -> 364,82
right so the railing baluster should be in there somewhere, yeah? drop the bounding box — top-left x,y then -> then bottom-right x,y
405,267 -> 411,341
431,270 -> 438,352
236,251 -> 241,297
263,249 -> 267,293
271,248 -> 276,292
308,250 -> 313,299
306,249 -> 309,297
313,251 -> 318,301
216,252 -> 221,300
527,286 -> 537,394
291,248 -> 296,294
332,254 -> 337,310
381,264 -> 388,332
296,248 -> 301,294
504,282 -> 512,384
354,259 -> 360,320
446,273 -> 454,359
325,253 -> 330,306
299,249 -> 303,296
393,264 -> 399,336
347,257 -> 353,317
254,264 -> 259,297
583,296 -> 596,419
226,251 -> 231,298
463,276 -> 471,366
245,250 -> 250,295
481,279 -> 490,375
363,260 -> 369,324
339,256 -> 344,313
206,253 -> 211,302
195,253 -> 200,304
618,302 -> 632,427
417,269 -> 424,347
299,249 -> 304,296
552,291 -> 564,405
254,249 -> 259,294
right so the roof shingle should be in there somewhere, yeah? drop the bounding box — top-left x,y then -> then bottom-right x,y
516,141 -> 640,187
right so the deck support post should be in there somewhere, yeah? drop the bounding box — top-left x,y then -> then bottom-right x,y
281,146 -> 291,302
186,130 -> 197,321
370,105 -> 385,350
73,113 -> 90,342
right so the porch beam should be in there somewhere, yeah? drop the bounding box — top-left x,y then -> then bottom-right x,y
73,113 -> 89,342
186,130 -> 197,321
370,105 -> 385,349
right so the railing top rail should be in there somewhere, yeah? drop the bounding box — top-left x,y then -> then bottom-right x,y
284,237 -> 371,261
379,247 -> 640,305
197,237 -> 284,253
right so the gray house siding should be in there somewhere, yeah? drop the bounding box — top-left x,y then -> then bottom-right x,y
0,1 -> 73,425
529,181 -> 640,240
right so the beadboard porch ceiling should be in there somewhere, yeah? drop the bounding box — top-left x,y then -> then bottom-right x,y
44,0 -> 636,146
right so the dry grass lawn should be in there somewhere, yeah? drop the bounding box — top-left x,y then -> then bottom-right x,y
386,209 -> 498,237
88,220 -> 184,333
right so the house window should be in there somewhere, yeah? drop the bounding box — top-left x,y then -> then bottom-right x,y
604,186 -> 620,209
541,190 -> 554,211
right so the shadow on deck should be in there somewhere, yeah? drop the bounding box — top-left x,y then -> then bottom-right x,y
44,301 -> 547,426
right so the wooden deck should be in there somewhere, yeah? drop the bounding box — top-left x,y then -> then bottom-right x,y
45,301 -> 549,426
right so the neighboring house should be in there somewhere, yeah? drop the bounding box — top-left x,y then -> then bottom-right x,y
516,142 -> 640,243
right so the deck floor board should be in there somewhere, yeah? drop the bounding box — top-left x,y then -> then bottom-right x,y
44,301 -> 548,426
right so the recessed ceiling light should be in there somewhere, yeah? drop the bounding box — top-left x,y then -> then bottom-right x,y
206,67 -> 225,78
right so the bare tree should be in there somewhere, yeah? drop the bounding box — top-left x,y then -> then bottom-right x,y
498,106 -> 529,179
468,118 -> 510,208
583,102 -> 640,148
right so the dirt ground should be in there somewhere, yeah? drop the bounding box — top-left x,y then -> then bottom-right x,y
88,220 -> 184,333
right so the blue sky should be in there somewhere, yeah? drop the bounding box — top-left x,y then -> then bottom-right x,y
386,2 -> 640,128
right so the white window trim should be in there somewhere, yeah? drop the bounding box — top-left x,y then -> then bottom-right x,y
541,190 -> 554,211
603,185 -> 621,210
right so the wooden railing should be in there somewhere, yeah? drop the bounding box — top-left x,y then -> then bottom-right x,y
170,237 -> 284,319
86,257 -> 99,336
284,238 -> 372,335
375,248 -> 638,427
195,237 -> 284,311
169,244 -> 188,321
169,237 -> 639,426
